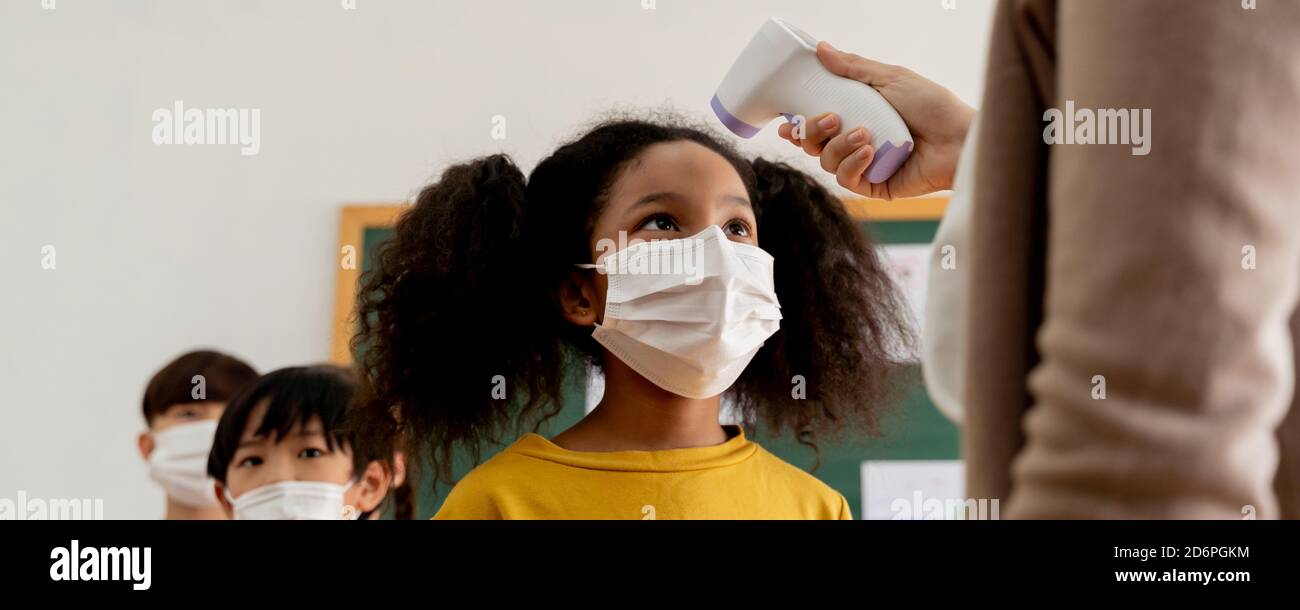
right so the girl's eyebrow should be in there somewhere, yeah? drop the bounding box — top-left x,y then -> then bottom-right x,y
720,194 -> 752,207
236,429 -> 324,448
237,435 -> 264,449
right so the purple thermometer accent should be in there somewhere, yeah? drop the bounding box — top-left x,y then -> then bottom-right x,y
866,140 -> 913,184
711,94 -> 762,138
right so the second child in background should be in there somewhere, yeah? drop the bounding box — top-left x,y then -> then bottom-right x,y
138,349 -> 259,520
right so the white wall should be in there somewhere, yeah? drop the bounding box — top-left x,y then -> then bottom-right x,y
0,0 -> 995,518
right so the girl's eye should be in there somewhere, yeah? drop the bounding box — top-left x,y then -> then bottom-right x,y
237,456 -> 262,469
637,214 -> 679,232
726,220 -> 751,237
177,409 -> 199,419
298,448 -> 326,459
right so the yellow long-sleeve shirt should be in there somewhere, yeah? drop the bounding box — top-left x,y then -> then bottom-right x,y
433,425 -> 852,520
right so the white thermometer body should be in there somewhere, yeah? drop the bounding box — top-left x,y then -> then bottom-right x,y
712,18 -> 914,183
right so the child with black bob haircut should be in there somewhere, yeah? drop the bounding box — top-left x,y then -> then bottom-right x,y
206,364 -> 413,519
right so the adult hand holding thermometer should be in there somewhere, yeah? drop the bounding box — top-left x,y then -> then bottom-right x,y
713,18 -> 975,200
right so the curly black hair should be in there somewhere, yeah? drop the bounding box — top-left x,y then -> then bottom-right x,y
350,113 -> 915,488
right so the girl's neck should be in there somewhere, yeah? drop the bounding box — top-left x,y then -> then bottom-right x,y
551,355 -> 728,452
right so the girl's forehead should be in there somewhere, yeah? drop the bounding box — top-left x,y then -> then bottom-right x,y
609,141 -> 746,198
238,399 -> 323,443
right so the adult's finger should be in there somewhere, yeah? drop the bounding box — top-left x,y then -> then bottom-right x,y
793,112 -> 841,156
776,122 -> 804,148
819,127 -> 872,176
835,139 -> 876,193
816,41 -> 901,88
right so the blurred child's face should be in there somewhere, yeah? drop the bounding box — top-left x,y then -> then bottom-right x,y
220,399 -> 356,501
137,401 -> 228,512
150,401 -> 225,432
138,400 -> 226,467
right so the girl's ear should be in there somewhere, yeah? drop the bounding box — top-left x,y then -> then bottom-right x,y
557,269 -> 600,327
214,482 -> 233,519
353,461 -> 393,518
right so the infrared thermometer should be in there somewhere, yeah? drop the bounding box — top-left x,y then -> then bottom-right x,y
711,17 -> 914,183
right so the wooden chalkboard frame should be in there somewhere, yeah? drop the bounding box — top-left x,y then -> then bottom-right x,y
331,205 -> 405,364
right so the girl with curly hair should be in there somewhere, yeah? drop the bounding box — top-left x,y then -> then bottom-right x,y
350,114 -> 914,519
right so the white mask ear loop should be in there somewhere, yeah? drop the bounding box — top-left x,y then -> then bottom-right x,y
341,477 -> 362,520
574,262 -> 608,275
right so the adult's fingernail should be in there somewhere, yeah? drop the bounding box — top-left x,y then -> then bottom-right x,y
818,115 -> 838,130
847,129 -> 865,145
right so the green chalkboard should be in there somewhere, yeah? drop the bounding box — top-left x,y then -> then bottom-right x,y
747,220 -> 957,519
359,219 -> 957,519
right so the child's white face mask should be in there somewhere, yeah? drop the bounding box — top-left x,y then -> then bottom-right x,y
225,480 -> 358,520
577,224 -> 782,399
147,420 -> 221,508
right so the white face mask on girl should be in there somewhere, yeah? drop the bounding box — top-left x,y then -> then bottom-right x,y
224,480 -> 359,520
577,224 -> 782,399
147,420 -> 221,508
